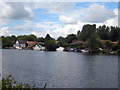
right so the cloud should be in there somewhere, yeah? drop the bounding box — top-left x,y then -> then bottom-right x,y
0,27 -> 13,36
58,3 -> 117,24
31,2 -> 75,14
0,2 -> 34,21
32,31 -> 47,38
34,22 -> 60,29
59,15 -> 77,24
42,22 -> 59,24
104,9 -> 118,26
32,21 -> 85,39
2,0 -> 119,2
0,2 -> 118,39
0,19 -> 8,26
81,4 -> 116,23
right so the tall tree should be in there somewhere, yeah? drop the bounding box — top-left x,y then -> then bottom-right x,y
77,30 -> 82,40
45,40 -> 57,51
97,25 -> 110,40
81,24 -> 96,41
110,26 -> 120,41
86,34 -> 100,49
65,34 -> 77,43
44,34 -> 53,41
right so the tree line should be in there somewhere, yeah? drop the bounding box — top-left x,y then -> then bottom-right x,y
1,24 -> 120,52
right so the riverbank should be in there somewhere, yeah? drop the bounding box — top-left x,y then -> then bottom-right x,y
1,48 -> 120,55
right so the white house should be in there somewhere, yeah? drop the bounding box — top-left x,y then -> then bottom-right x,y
14,40 -> 27,49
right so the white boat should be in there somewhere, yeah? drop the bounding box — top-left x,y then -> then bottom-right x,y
56,47 -> 64,51
33,45 -> 41,50
81,49 -> 89,53
15,46 -> 22,49
33,45 -> 45,51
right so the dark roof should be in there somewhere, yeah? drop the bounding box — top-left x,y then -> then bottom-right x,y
27,41 -> 38,45
18,40 -> 27,44
70,41 -> 83,45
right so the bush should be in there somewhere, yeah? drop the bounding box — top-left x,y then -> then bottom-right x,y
100,49 -> 110,53
89,48 -> 100,53
2,74 -> 46,89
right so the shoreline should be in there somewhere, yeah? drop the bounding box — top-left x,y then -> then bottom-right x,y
1,48 -> 119,55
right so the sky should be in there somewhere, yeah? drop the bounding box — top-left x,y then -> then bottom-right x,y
0,1 -> 119,39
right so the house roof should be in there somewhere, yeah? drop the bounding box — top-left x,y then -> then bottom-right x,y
27,41 -> 38,45
70,41 -> 83,45
112,41 -> 118,44
17,40 -> 27,44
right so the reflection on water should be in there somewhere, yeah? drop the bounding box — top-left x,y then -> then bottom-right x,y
2,49 -> 118,88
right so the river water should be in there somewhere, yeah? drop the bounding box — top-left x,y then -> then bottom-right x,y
2,49 -> 118,88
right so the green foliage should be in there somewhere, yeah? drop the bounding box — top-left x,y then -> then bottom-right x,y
37,37 -> 45,42
97,25 -> 110,40
44,34 -> 54,42
2,36 -> 16,48
2,74 -> 46,89
17,34 -> 37,41
100,49 -> 111,54
57,41 -> 69,47
89,48 -> 100,53
105,40 -> 113,48
57,36 -> 65,41
17,35 -> 27,41
77,30 -> 82,40
45,40 -> 57,51
112,44 -> 120,51
110,26 -> 120,41
86,34 -> 100,48
2,74 -> 34,89
65,34 -> 77,43
57,36 -> 69,47
26,34 -> 37,41
1,24 -> 120,53
80,24 -> 96,41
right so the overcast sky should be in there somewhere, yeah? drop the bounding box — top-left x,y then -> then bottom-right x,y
0,1 -> 118,39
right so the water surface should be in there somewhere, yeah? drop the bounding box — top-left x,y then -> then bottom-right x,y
2,49 -> 118,88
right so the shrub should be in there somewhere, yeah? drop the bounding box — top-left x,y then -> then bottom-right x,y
2,74 -> 46,89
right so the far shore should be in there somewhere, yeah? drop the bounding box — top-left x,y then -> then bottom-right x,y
2,48 -> 119,55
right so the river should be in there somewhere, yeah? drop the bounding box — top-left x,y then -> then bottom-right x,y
2,49 -> 118,88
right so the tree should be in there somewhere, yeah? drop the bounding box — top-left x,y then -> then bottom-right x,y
110,26 -> 120,41
17,34 -> 37,41
77,30 -> 82,40
97,25 -> 110,40
37,37 -> 45,42
112,44 -> 120,51
81,24 -> 96,41
57,36 -> 65,41
65,34 -> 77,43
44,34 -> 53,42
57,36 -> 69,47
86,34 -> 100,49
45,40 -> 57,51
26,34 -> 37,41
17,35 -> 27,41
57,41 -> 69,47
11,35 -> 17,41
2,36 -> 16,48
104,40 -> 113,49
